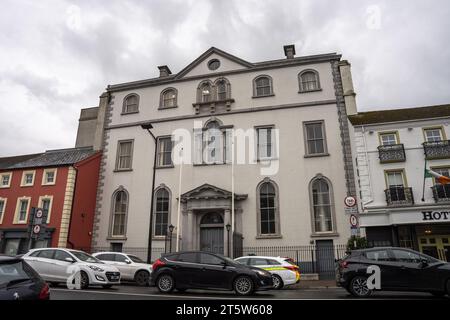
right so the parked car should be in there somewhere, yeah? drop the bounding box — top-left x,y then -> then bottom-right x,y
93,252 -> 152,286
22,248 -> 121,289
0,255 -> 50,300
336,247 -> 450,298
150,251 -> 273,295
234,256 -> 300,289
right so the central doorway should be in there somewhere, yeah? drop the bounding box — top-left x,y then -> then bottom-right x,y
199,212 -> 224,254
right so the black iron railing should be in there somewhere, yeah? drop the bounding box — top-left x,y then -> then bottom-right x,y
385,186 -> 414,206
432,184 -> 450,203
377,144 -> 406,163
423,140 -> 450,160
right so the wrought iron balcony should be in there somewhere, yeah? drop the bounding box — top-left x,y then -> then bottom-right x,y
423,140 -> 450,160
384,187 -> 414,206
377,144 -> 406,163
432,184 -> 450,203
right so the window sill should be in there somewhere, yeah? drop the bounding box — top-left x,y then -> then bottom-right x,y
298,88 -> 322,94
304,153 -> 330,158
0,186 -> 10,189
20,184 -> 34,188
252,94 -> 275,99
152,236 -> 167,241
310,232 -> 339,238
158,105 -> 178,110
156,165 -> 175,169
193,162 -> 228,167
257,157 -> 279,162
13,222 -> 27,225
42,183 -> 56,186
107,236 -> 127,241
256,234 -> 282,239
113,169 -> 133,173
121,111 -> 139,116
192,98 -> 235,106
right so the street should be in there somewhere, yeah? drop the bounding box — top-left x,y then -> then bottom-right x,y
49,283 -> 449,300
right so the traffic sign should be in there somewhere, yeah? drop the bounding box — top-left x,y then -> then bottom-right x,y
33,225 -> 41,234
344,196 -> 357,207
36,209 -> 43,218
350,214 -> 358,228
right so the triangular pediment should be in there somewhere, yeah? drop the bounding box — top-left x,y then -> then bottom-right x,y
175,47 -> 253,79
181,183 -> 247,201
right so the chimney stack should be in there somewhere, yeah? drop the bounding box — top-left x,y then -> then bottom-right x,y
283,44 -> 296,59
158,65 -> 172,77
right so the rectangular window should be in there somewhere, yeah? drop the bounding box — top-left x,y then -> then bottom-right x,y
424,128 -> 444,142
0,199 -> 6,224
257,127 -> 275,160
116,140 -> 133,170
386,171 -> 405,187
42,169 -> 57,185
15,198 -> 30,223
39,197 -> 52,223
21,171 -> 35,187
157,137 -> 173,167
304,121 -> 327,156
386,170 -> 406,202
0,173 -> 12,188
380,132 -> 398,146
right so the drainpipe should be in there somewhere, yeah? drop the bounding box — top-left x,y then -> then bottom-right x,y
66,166 -> 79,249
141,123 -> 157,264
361,125 -> 374,210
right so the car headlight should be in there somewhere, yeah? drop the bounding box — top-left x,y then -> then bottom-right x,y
256,270 -> 269,277
88,265 -> 104,272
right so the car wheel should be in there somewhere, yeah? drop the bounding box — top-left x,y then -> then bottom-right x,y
80,271 -> 89,290
234,276 -> 254,296
272,275 -> 284,290
134,270 -> 150,287
102,284 -> 113,289
349,276 -> 372,298
157,274 -> 175,293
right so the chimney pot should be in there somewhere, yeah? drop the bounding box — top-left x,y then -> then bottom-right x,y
158,65 -> 172,77
283,44 -> 296,59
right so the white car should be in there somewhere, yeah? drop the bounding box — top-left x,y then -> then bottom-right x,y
235,256 -> 301,289
93,252 -> 152,286
23,248 -> 121,289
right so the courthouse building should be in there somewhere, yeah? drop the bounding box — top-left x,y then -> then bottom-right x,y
349,105 -> 450,262
91,45 -> 358,266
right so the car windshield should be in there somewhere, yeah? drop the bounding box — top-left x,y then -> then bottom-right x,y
0,261 -> 33,288
128,255 -> 144,263
69,251 -> 102,263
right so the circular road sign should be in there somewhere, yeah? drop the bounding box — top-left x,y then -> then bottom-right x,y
350,214 -> 358,227
36,209 -> 43,219
344,196 -> 357,207
33,225 -> 41,234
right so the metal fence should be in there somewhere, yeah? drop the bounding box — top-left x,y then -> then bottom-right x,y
78,244 -> 347,279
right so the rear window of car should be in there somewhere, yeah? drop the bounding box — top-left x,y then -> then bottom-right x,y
36,250 -> 55,259
267,259 -> 281,265
364,250 -> 391,261
128,255 -> 144,263
199,253 -> 223,265
0,261 -> 35,287
96,254 -> 115,261
249,258 -> 269,266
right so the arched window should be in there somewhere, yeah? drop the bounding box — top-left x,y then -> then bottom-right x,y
257,180 -> 280,236
122,94 -> 139,114
253,75 -> 273,97
310,176 -> 335,233
200,82 -> 212,103
214,78 -> 230,101
111,189 -> 128,237
160,88 -> 177,108
298,70 -> 320,92
154,188 -> 170,236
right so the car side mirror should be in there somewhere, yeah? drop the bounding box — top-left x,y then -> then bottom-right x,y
65,257 -> 76,263
221,261 -> 227,268
125,259 -> 132,264
419,259 -> 428,268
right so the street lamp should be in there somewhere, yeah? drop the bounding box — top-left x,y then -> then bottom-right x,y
141,123 -> 156,263
168,224 -> 175,253
226,223 -> 231,257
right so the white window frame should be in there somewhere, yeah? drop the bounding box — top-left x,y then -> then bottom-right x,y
0,172 -> 12,188
38,195 -> 53,224
156,136 -> 173,168
0,197 -> 7,224
303,121 -> 328,156
115,140 -> 134,171
42,168 -> 57,186
14,197 -> 31,224
20,170 -> 36,187
256,126 -> 277,161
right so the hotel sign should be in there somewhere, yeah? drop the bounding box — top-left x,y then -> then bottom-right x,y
422,211 -> 450,221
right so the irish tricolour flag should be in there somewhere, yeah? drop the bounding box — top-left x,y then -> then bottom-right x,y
425,169 -> 450,184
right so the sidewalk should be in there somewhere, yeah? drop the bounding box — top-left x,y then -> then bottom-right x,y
289,280 -> 339,289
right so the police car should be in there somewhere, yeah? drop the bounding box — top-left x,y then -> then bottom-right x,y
235,256 -> 300,289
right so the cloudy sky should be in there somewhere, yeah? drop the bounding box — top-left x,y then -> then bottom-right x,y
1,0 -> 449,156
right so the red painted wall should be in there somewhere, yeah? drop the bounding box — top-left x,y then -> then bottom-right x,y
0,166 -> 69,247
69,152 -> 102,250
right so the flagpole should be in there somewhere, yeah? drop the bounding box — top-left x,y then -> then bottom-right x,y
231,129 -> 235,258
176,148 -> 183,252
421,159 -> 427,202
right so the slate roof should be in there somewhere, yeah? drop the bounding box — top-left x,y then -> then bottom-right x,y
5,147 -> 97,169
348,104 -> 450,126
0,153 -> 43,170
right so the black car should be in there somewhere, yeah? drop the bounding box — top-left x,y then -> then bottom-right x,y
0,255 -> 50,300
336,247 -> 450,298
150,251 -> 273,295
